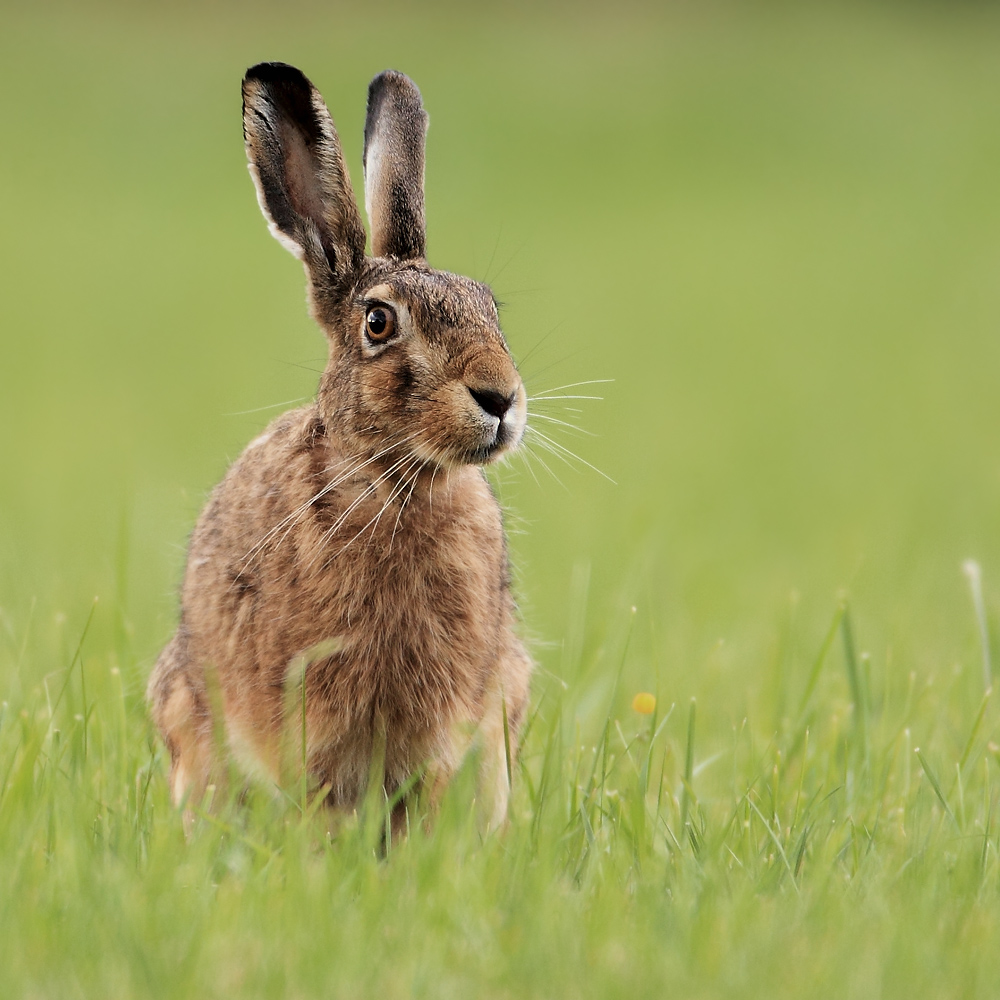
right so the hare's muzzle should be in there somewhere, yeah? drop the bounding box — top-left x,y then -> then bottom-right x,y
467,379 -> 527,461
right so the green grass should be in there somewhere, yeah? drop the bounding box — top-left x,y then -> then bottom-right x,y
5,1 -> 1000,995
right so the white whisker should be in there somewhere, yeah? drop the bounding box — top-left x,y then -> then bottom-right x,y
390,459 -> 428,550
522,449 -> 542,487
371,455 -> 422,540
528,378 -> 613,395
224,396 -> 313,416
522,442 -> 567,490
318,451 -> 417,545
526,412 -> 595,436
517,445 -> 544,489
336,455 -> 424,557
279,446 -> 417,575
427,463 -> 441,513
239,431 -> 420,572
527,394 -> 604,402
526,427 -> 616,484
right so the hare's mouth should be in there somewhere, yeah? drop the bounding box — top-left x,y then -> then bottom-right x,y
470,417 -> 526,466
428,426 -> 523,468
470,438 -> 510,465
413,410 -> 525,468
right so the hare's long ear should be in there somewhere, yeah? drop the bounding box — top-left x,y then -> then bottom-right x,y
363,70 -> 428,260
242,62 -> 366,287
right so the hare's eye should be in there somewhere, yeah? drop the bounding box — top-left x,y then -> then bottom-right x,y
365,306 -> 396,343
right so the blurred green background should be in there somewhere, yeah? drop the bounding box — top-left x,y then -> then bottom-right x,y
3,0 -> 1000,749
7,3 -> 1000,997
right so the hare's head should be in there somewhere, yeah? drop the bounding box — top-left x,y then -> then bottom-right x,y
242,63 -> 526,467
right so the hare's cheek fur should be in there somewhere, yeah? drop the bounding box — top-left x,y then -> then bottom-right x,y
148,63 -> 533,833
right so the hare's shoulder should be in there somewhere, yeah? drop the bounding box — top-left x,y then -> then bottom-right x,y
232,404 -> 332,488
186,405 -> 331,556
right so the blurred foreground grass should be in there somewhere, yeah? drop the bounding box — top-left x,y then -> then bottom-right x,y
4,1 -> 1000,996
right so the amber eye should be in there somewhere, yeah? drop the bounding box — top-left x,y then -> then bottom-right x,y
364,305 -> 396,343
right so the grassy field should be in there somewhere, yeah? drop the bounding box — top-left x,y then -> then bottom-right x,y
4,1 -> 1000,995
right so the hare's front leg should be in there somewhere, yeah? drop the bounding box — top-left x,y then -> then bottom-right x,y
147,636 -> 219,826
478,644 -> 532,832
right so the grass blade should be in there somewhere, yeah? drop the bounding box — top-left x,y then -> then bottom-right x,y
680,698 -> 696,834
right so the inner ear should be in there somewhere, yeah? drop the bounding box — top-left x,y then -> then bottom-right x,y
280,122 -> 339,271
243,62 -> 366,284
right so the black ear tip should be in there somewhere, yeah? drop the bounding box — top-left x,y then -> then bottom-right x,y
244,61 -> 310,90
368,69 -> 422,104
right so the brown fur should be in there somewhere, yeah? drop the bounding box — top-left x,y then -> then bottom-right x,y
148,63 -> 531,830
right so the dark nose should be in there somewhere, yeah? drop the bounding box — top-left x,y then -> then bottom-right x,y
469,386 -> 515,420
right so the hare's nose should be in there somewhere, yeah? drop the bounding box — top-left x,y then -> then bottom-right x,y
468,386 -> 515,420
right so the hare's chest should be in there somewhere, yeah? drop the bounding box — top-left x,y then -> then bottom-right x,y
310,492 -> 504,706
342,516 -> 504,663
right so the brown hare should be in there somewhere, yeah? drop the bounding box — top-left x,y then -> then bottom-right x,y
148,62 -> 532,833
